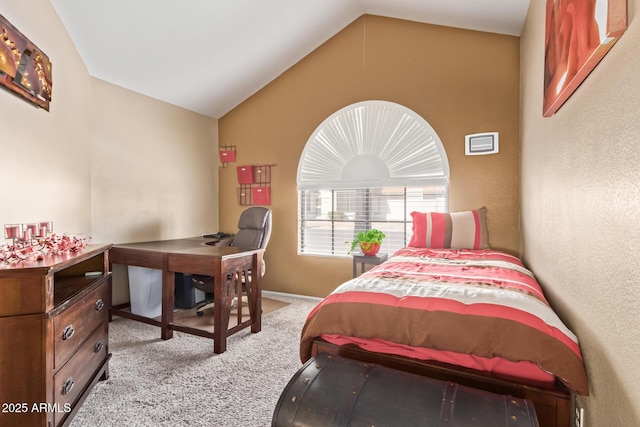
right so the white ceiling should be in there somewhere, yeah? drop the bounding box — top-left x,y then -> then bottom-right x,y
50,0 -> 530,119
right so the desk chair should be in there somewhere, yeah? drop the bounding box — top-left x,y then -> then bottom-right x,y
191,206 -> 272,316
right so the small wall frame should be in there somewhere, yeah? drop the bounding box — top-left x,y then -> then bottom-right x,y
465,132 -> 499,156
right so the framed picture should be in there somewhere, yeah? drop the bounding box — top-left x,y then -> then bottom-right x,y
465,132 -> 499,156
0,14 -> 52,110
543,0 -> 626,117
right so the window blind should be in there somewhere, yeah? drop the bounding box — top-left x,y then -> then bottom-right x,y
298,186 -> 447,257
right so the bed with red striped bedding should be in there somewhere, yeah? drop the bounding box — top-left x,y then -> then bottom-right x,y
300,246 -> 589,396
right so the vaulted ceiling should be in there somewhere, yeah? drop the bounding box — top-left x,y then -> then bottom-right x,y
50,0 -> 530,119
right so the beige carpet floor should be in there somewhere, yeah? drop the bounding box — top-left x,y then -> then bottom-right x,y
70,292 -> 321,427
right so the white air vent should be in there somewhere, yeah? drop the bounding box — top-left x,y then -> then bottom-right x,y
465,132 -> 499,156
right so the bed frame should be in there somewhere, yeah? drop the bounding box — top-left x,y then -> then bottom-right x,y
312,338 -> 572,427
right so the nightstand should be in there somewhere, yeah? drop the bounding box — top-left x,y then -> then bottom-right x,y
352,252 -> 388,278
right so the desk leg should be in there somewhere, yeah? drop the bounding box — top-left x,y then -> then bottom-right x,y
251,252 -> 262,333
213,267 -> 225,354
161,270 -> 174,340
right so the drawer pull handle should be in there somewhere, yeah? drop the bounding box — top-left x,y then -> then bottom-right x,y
95,299 -> 105,311
94,341 -> 104,353
61,378 -> 74,395
62,325 -> 75,340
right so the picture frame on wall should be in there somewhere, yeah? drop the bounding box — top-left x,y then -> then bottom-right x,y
543,0 -> 627,117
0,14 -> 52,111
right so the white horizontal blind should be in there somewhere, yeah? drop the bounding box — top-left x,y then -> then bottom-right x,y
298,186 -> 447,257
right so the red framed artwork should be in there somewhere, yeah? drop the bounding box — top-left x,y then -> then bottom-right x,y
543,0 -> 626,117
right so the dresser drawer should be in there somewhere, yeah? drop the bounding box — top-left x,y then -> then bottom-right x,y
54,322 -> 108,426
54,282 -> 109,370
0,275 -> 47,316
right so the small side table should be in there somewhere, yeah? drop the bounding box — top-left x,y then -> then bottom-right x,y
352,252 -> 388,278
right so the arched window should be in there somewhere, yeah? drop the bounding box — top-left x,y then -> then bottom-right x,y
297,100 -> 450,257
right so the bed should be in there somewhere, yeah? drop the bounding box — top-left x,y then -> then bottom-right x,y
300,208 -> 588,427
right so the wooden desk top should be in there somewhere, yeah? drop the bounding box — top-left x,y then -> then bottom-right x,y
112,237 -> 262,257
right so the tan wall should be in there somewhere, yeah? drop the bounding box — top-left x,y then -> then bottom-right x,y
0,1 -> 94,234
89,78 -> 219,245
219,15 -> 521,297
0,0 -> 219,304
89,79 -> 219,304
520,1 -> 640,426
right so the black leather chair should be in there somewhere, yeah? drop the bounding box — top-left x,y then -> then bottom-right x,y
191,206 -> 272,316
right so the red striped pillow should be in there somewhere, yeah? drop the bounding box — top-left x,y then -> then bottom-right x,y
409,208 -> 489,249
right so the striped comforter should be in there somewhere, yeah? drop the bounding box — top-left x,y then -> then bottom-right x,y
300,247 -> 589,395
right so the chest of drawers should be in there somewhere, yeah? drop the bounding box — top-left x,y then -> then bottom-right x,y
0,244 -> 112,427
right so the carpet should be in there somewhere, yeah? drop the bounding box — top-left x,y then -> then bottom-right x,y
70,292 -> 321,427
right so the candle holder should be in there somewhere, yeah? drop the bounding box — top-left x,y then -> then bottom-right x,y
1,222 -> 64,263
4,224 -> 23,240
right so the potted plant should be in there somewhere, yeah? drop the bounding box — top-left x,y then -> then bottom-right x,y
347,229 -> 386,256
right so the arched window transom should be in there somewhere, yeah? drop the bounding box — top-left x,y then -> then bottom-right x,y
298,100 -> 449,190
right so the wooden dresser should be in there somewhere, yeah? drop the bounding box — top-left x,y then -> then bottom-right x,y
0,244 -> 112,427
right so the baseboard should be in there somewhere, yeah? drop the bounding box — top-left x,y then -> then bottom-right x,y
263,290 -> 323,302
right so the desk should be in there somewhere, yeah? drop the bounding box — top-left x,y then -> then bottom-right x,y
109,238 -> 263,353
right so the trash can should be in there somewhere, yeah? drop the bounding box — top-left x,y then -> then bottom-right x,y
128,266 -> 163,318
175,273 -> 206,309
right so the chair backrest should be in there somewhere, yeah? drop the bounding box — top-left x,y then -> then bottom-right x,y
231,207 -> 272,251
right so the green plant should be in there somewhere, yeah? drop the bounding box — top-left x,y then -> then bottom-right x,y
347,229 -> 386,254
